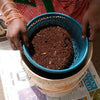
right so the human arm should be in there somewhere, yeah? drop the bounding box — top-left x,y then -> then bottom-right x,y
82,0 -> 100,40
0,0 -> 29,51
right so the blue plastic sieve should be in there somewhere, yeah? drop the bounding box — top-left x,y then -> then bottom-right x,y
23,12 -> 88,74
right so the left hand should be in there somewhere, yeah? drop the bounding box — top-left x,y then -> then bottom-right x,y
82,0 -> 100,40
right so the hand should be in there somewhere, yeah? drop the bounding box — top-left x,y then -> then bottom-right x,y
6,18 -> 29,51
82,1 -> 100,40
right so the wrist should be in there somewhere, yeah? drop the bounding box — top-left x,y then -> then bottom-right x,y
5,13 -> 24,25
0,1 -> 24,25
1,1 -> 17,17
88,0 -> 100,11
89,0 -> 100,5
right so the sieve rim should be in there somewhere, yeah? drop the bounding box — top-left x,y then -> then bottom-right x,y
23,12 -> 88,74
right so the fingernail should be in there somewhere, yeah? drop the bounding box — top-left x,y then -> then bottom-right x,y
82,35 -> 85,39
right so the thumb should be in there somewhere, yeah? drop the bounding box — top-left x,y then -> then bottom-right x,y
82,13 -> 89,39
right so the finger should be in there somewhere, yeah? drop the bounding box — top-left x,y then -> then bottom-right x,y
89,25 -> 97,41
89,32 -> 95,40
14,37 -> 23,51
21,32 -> 29,47
9,40 -> 17,50
6,29 -> 19,50
82,13 -> 89,39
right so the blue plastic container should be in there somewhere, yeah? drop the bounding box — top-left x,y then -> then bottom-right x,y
23,12 -> 88,74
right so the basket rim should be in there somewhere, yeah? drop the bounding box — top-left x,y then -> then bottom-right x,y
23,12 -> 89,74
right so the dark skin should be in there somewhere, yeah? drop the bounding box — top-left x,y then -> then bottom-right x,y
82,0 -> 100,40
0,0 -> 100,51
0,0 -> 29,51
6,18 -> 29,51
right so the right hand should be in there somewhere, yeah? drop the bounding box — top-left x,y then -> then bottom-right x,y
6,18 -> 29,51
